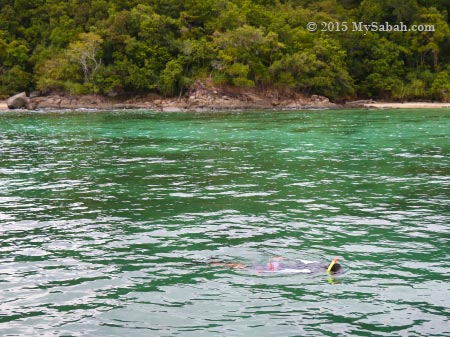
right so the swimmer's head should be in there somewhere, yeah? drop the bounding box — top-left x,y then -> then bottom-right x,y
330,262 -> 341,272
326,257 -> 341,274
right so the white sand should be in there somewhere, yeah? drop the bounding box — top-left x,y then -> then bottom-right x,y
364,102 -> 450,109
0,101 -> 8,110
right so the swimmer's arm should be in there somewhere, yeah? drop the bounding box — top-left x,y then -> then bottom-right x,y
209,262 -> 247,269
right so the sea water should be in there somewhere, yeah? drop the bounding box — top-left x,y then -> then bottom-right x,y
0,109 -> 449,336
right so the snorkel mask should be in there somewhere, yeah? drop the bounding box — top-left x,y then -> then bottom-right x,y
326,257 -> 339,274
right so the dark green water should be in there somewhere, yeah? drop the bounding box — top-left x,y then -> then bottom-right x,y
1,109 -> 449,337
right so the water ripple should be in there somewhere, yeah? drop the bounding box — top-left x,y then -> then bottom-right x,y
1,110 -> 449,336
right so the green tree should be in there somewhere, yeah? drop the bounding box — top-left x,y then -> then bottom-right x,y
270,37 -> 354,99
206,2 -> 245,32
68,32 -> 103,83
0,65 -> 31,96
0,33 -> 32,95
158,59 -> 184,96
213,25 -> 283,87
34,48 -> 80,92
431,70 -> 450,100
409,7 -> 450,71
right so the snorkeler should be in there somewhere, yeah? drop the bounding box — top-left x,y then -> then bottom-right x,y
209,257 -> 342,274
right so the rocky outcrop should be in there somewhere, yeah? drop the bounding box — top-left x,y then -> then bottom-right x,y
170,80 -> 336,111
7,92 -> 30,109
28,93 -> 152,110
5,82 -> 337,111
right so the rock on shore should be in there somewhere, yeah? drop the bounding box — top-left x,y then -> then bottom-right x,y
7,92 -> 30,109
4,82 -> 336,111
173,80 -> 335,111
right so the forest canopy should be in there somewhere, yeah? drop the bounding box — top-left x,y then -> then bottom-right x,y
1,0 -> 450,101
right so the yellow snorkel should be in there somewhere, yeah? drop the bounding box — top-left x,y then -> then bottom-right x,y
327,257 -> 339,274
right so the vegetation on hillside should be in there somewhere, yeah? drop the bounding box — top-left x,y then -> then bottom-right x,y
1,0 -> 450,101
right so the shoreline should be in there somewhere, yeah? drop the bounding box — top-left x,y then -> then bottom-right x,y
1,87 -> 338,112
2,94 -> 450,112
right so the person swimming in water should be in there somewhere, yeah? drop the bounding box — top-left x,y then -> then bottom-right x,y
209,257 -> 342,274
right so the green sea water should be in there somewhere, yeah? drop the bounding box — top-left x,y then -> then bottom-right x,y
0,109 -> 449,337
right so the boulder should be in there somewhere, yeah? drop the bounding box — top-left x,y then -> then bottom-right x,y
7,92 -> 30,109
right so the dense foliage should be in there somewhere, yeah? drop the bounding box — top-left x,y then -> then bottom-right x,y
1,0 -> 450,101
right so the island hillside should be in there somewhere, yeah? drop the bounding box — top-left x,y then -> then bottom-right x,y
1,0 -> 450,105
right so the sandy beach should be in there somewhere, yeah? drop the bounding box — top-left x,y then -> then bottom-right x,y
363,102 -> 450,109
0,101 -> 8,111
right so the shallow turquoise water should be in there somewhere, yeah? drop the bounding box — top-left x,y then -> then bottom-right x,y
0,109 -> 449,336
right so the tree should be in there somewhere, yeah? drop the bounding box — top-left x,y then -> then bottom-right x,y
0,65 -> 31,96
68,32 -> 103,83
409,7 -> 450,71
270,36 -> 354,99
0,33 -> 32,95
158,59 -> 184,96
431,70 -> 450,100
34,48 -> 80,92
212,25 -> 283,87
